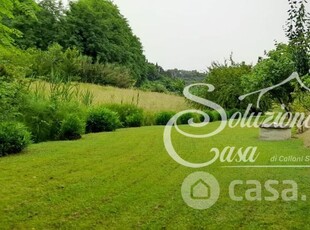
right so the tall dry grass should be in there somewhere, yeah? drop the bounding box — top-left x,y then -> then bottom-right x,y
29,81 -> 190,112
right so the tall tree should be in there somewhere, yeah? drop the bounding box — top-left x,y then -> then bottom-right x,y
242,43 -> 295,112
62,0 -> 147,84
201,60 -> 252,110
286,0 -> 310,76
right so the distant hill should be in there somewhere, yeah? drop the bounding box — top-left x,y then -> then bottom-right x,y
165,69 -> 206,85
143,63 -> 206,94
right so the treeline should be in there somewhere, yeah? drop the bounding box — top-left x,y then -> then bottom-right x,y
0,0 -> 194,94
165,69 -> 205,85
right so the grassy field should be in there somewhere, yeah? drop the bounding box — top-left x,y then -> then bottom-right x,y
30,81 -> 189,112
1,123 -> 310,229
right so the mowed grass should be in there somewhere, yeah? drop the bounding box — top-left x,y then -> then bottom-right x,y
1,123 -> 310,229
31,81 -> 189,112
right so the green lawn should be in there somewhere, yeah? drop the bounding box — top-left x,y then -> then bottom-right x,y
1,123 -> 310,229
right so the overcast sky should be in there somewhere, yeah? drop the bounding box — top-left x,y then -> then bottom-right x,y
65,0 -> 301,71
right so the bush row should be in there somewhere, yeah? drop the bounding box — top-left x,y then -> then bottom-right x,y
0,100 -> 147,156
154,109 -> 246,126
198,109 -> 245,122
0,100 -> 245,156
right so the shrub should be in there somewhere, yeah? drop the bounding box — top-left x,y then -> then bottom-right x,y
0,47 -> 34,78
140,81 -> 168,93
211,111 -> 221,121
59,115 -> 85,140
86,107 -> 120,133
125,113 -> 144,128
178,113 -> 200,125
200,110 -> 216,123
0,75 -> 27,121
28,44 -> 135,88
20,96 -> 86,143
0,122 -> 31,157
29,44 -> 81,81
78,61 -> 135,88
202,110 -> 231,121
105,104 -> 144,128
155,111 -> 176,126
140,78 -> 185,95
21,97 -> 58,142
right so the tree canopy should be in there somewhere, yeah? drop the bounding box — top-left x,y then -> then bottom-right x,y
0,0 -> 38,46
201,60 -> 252,110
12,0 -> 64,50
8,0 -> 147,84
242,43 -> 296,111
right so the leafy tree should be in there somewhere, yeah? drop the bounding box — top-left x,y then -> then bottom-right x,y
242,43 -> 295,112
200,59 -> 252,110
62,0 -> 147,84
11,0 -> 65,50
145,63 -> 163,81
0,0 -> 38,46
286,0 -> 310,76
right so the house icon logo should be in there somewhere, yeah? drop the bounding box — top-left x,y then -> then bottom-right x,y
182,172 -> 220,210
191,179 -> 211,200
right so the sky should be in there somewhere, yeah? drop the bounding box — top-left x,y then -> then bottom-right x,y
64,0 -> 299,71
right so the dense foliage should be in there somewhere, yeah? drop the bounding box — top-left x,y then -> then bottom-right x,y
86,107 -> 121,133
9,0 -> 147,85
242,44 -> 296,112
0,122 -> 31,156
105,104 -> 144,128
63,0 -> 147,84
59,114 -> 85,140
155,111 -> 176,126
203,60 -> 252,110
0,0 -> 38,46
11,0 -> 64,49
